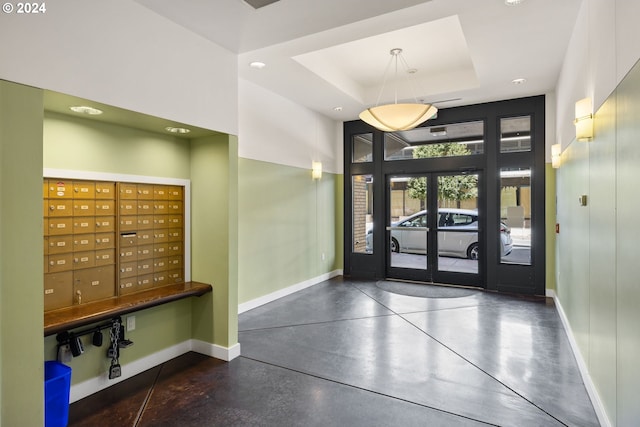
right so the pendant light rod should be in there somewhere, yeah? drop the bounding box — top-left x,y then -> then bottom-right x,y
360,48 -> 438,132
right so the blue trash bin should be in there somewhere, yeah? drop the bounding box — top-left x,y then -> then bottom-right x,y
44,361 -> 72,427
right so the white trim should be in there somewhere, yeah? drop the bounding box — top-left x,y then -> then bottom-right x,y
43,168 -> 191,281
238,270 -> 343,314
192,340 -> 241,361
69,340 -> 192,403
550,290 -> 612,427
69,339 -> 241,403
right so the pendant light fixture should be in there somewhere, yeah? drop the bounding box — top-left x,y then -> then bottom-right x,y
359,48 -> 437,132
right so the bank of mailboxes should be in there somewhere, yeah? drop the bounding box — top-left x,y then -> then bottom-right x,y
44,179 -> 185,311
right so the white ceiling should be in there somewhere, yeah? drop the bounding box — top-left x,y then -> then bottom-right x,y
135,0 -> 583,122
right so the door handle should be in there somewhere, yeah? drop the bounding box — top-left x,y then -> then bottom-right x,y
386,226 -> 429,232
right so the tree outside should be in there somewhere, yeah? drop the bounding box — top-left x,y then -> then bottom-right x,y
406,143 -> 478,208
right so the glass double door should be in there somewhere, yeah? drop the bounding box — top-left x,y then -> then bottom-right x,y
386,172 -> 482,286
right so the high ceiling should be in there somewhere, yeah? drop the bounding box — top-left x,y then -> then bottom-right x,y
135,0 -> 582,122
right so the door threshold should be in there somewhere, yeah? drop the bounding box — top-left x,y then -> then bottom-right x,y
383,278 -> 482,291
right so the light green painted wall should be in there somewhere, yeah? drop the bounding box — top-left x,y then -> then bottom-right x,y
44,111 -> 191,178
588,91 -> 617,425
0,81 -> 45,427
556,59 -> 640,425
190,135 -> 238,348
545,163 -> 556,292
43,299 -> 193,382
238,158 -> 342,304
614,58 -> 640,427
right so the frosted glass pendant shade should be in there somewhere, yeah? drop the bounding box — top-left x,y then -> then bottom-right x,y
359,103 -> 438,132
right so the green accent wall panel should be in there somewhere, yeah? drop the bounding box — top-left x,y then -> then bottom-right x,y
44,299 -> 193,385
0,80 -> 45,427
589,94 -> 617,425
616,59 -> 640,427
557,58 -> 640,425
44,112 -> 191,178
190,135 -> 238,348
557,140 -> 591,360
545,164 -> 556,292
238,158 -> 341,304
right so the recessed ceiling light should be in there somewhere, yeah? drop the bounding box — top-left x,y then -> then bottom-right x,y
165,126 -> 191,134
333,106 -> 343,112
505,0 -> 524,5
512,78 -> 527,85
69,105 -> 103,115
249,61 -> 266,69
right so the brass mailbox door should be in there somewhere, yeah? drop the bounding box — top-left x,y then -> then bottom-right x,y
48,180 -> 73,199
137,274 -> 154,291
137,259 -> 153,276
95,216 -> 116,232
136,230 -> 153,245
74,234 -> 96,252
153,185 -> 168,200
47,200 -> 73,217
95,232 -> 115,249
47,235 -> 73,255
137,215 -> 154,230
73,266 -> 115,304
44,271 -> 73,311
47,218 -> 73,236
137,245 -> 154,260
73,181 -> 95,199
168,186 -> 183,200
47,253 -> 74,273
73,217 -> 96,234
137,184 -> 154,200
153,257 -> 169,272
119,216 -> 137,232
73,251 -> 96,269
95,182 -> 115,199
119,183 -> 137,200
119,201 -> 137,216
153,201 -> 169,214
153,271 -> 169,286
137,201 -> 153,215
95,200 -> 115,216
95,249 -> 115,266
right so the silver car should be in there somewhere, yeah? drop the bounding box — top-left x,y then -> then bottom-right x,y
366,208 -> 513,259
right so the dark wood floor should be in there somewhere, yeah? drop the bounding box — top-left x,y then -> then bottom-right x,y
69,352 -> 226,427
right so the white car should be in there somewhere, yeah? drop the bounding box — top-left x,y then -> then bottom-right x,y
366,208 -> 513,259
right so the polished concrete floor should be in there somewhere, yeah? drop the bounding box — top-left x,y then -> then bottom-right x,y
69,277 -> 600,426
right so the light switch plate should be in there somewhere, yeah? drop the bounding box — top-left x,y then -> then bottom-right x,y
126,316 -> 136,331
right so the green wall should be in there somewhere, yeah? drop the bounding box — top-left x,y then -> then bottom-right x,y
545,163 -> 556,292
556,59 -> 640,425
0,81 -> 45,427
44,111 -> 191,178
190,135 -> 238,348
238,158 -> 343,304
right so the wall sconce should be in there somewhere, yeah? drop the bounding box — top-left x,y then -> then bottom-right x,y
312,161 -> 322,180
574,97 -> 593,141
551,144 -> 561,168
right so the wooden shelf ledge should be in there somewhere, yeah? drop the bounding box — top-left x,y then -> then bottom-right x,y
44,282 -> 212,336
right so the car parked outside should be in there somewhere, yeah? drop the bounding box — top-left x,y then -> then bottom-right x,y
365,208 -> 513,259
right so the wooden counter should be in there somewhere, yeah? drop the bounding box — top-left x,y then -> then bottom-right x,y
44,281 -> 212,336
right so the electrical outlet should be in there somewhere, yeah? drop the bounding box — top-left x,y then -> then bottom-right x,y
126,316 -> 136,331
321,252 -> 325,261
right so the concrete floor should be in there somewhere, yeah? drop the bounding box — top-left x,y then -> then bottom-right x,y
69,277 -> 600,426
